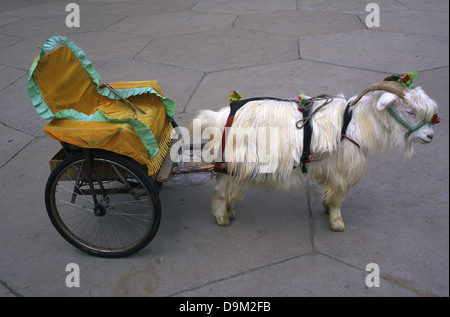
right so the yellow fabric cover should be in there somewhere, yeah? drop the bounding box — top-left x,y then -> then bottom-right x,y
34,45 -> 172,175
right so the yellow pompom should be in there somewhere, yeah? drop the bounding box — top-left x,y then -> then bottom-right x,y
228,90 -> 242,102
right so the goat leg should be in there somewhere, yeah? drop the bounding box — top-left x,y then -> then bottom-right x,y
328,207 -> 345,232
321,186 -> 346,232
211,174 -> 230,225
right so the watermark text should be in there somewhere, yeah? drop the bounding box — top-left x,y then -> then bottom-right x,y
65,3 -> 80,28
65,263 -> 80,288
365,3 -> 380,28
365,263 -> 380,288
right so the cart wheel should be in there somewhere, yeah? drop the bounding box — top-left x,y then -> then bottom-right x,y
45,150 -> 161,258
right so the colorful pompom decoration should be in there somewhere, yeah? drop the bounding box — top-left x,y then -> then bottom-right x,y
228,90 -> 242,102
398,69 -> 418,88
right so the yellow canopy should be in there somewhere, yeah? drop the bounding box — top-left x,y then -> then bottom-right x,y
28,36 -> 175,175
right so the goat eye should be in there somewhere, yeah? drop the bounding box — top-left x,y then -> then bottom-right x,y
406,110 -> 416,117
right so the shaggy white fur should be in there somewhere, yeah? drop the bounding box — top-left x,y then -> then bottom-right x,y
196,85 -> 438,231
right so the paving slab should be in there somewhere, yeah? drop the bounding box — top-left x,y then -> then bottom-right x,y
0,137 -> 73,296
234,8 -> 365,36
0,285 -> 15,297
398,0 -> 450,12
0,124 -> 35,168
0,0 -> 102,18
311,150 -> 449,297
67,31 -> 154,64
171,112 -> 197,130
0,37 -> 49,71
135,29 -> 299,72
296,0 -> 407,14
300,29 -> 449,73
0,0 -> 49,13
0,34 -> 22,50
417,67 -> 450,119
0,77 -> 46,137
358,9 -> 449,37
92,0 -> 199,16
179,253 -> 416,296
192,0 -> 296,15
108,10 -> 236,37
0,15 -> 21,26
0,64 -> 26,91
0,12 -> 125,39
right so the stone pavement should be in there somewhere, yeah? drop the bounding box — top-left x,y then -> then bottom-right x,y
0,0 -> 448,297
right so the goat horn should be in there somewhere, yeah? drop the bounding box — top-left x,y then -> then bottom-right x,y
350,81 -> 409,106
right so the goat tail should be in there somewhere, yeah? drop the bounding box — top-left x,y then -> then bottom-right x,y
194,107 -> 230,134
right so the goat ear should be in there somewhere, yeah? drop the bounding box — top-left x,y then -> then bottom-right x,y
376,92 -> 398,111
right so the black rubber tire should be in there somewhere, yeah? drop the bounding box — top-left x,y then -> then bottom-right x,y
45,150 -> 161,258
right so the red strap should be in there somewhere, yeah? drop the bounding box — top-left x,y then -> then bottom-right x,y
214,115 -> 235,172
341,133 -> 361,148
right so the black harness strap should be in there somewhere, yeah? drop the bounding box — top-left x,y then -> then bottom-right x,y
340,102 -> 360,148
341,102 -> 353,141
230,97 -> 293,110
299,99 -> 360,174
299,105 -> 313,174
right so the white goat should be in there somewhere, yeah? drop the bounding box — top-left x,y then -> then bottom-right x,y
195,77 -> 439,231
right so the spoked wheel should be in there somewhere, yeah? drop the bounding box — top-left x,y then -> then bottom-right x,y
45,150 -> 161,258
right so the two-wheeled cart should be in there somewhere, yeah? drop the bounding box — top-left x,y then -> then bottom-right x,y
28,36 -> 214,257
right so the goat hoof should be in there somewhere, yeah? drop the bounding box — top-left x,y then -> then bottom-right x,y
215,215 -> 229,226
330,218 -> 345,232
227,207 -> 236,220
